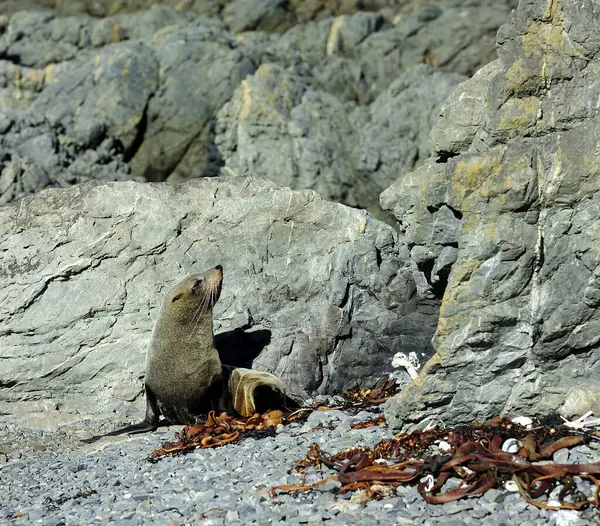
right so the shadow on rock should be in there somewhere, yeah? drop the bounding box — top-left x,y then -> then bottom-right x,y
216,328 -> 272,369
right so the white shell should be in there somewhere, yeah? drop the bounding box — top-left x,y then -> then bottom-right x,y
504,480 -> 519,492
502,438 -> 521,453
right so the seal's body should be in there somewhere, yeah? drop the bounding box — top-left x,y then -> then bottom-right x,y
144,265 -> 225,424
83,266 -> 225,442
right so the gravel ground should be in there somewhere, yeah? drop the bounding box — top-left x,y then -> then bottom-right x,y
1,408 -> 599,526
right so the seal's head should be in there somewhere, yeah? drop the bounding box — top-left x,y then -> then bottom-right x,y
165,265 -> 223,324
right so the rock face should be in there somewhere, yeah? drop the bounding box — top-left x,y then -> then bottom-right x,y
0,8 -> 255,199
0,178 -> 436,429
383,0 -> 600,428
0,1 -> 514,218
216,63 -> 466,216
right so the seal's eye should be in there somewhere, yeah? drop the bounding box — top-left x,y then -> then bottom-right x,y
192,278 -> 204,292
171,294 -> 183,303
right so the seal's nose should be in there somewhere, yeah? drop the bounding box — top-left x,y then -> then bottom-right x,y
215,265 -> 223,272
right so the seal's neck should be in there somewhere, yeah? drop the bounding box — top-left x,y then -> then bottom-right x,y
179,311 -> 215,348
155,306 -> 215,345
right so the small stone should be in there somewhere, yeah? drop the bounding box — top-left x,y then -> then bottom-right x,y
553,448 -> 570,464
443,501 -> 472,514
505,496 -> 528,514
471,507 -> 491,519
400,490 -> 419,504
482,488 -> 505,503
225,510 -> 239,521
317,479 -> 342,493
348,411 -> 377,425
306,410 -> 344,427
481,500 -> 499,514
201,489 -> 217,500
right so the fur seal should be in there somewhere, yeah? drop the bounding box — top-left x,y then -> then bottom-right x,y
83,265 -> 226,442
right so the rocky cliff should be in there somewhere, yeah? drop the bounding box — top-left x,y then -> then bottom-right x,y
0,0 -> 514,219
383,0 -> 600,428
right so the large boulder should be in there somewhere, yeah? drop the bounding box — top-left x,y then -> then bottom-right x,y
260,2 -> 513,105
351,65 -> 466,213
215,63 -> 361,208
383,0 -> 600,428
0,178 -> 436,430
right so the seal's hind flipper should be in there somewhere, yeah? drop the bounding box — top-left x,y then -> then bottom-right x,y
228,367 -> 286,417
80,420 -> 158,444
81,384 -> 161,444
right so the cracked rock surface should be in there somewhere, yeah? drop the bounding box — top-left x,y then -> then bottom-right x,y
0,177 -> 436,430
383,0 -> 600,428
0,1 -> 515,218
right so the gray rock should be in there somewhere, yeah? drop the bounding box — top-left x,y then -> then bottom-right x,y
27,39 -> 159,153
353,3 -> 508,99
482,488 -> 504,503
264,3 -> 514,104
215,63 -> 361,208
0,8 -> 255,200
350,65 -> 466,214
553,448 -> 570,465
317,479 -> 342,493
347,410 -> 377,425
560,388 -> 600,418
0,0 -> 391,22
1,0 -> 225,18
126,21 -> 255,183
216,63 -> 465,219
383,0 -> 600,428
429,61 -> 502,157
0,116 -> 135,206
306,409 -> 349,428
223,0 -> 295,33
0,2 -> 513,218
0,177 -> 436,430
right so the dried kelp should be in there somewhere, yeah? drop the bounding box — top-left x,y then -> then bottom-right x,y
338,376 -> 402,409
351,415 -> 386,429
149,410 -> 283,461
272,417 -> 600,511
149,376 -> 400,461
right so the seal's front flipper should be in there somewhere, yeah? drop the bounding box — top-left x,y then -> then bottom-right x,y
81,385 -> 161,444
228,367 -> 286,417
